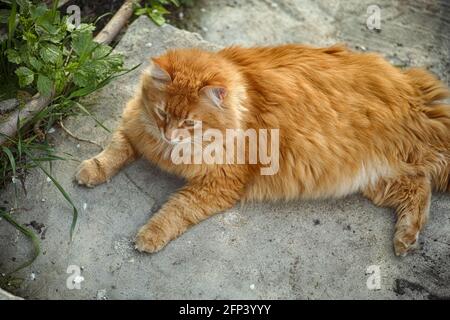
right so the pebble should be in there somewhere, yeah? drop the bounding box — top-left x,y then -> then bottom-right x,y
0,98 -> 19,114
96,289 -> 108,300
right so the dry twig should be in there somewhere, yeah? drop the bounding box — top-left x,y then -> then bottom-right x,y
59,119 -> 103,149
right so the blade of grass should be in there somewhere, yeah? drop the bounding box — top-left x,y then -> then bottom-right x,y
94,12 -> 112,26
73,101 -> 111,133
67,63 -> 141,100
7,0 -> 16,50
0,208 -> 40,275
1,146 -> 18,208
1,146 -> 16,176
23,149 -> 78,241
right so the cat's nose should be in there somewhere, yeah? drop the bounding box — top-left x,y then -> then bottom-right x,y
164,130 -> 173,141
164,129 -> 182,143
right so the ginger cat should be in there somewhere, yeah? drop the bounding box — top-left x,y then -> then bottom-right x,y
75,44 -> 450,256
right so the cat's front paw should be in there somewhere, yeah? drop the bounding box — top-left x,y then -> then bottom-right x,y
134,223 -> 170,253
75,158 -> 107,187
393,227 -> 420,257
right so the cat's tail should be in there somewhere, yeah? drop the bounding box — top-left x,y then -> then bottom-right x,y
403,68 -> 450,192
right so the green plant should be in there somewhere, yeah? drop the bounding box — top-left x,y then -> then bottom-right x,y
135,0 -> 185,26
0,0 -> 135,279
1,0 -> 125,97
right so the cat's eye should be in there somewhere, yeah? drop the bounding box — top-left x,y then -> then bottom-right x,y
155,107 -> 167,120
182,119 -> 196,127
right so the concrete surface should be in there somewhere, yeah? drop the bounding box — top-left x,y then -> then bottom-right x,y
0,288 -> 22,300
0,1 -> 449,299
177,0 -> 450,85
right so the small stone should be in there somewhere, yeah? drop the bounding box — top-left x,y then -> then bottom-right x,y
73,275 -> 84,284
200,8 -> 206,12
0,98 -> 19,114
356,45 -> 367,51
250,284 -> 255,290
96,289 -> 108,300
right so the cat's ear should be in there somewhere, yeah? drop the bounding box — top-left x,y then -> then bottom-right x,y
148,58 -> 171,84
200,86 -> 227,108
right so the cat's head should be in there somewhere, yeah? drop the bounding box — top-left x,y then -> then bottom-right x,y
139,48 -> 245,144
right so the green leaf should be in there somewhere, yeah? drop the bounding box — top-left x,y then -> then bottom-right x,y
39,43 -> 62,64
149,11 -> 166,26
23,30 -> 38,45
16,0 -> 31,12
29,56 -> 43,71
72,68 -> 90,87
72,28 -> 95,58
134,7 -> 148,16
92,44 -> 112,60
35,7 -> 59,35
6,48 -> 21,64
37,74 -> 53,97
152,3 -> 170,15
29,3 -> 47,21
15,66 -> 34,87
145,3 -> 170,26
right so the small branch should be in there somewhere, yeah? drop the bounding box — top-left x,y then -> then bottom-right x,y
94,0 -> 137,45
59,119 -> 103,149
0,93 -> 53,145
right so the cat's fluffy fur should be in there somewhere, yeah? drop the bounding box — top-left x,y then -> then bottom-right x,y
75,44 -> 450,256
